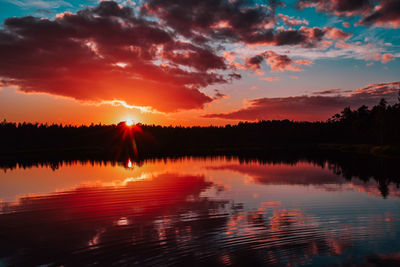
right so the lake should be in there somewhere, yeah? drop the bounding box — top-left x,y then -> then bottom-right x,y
1,155 -> 400,266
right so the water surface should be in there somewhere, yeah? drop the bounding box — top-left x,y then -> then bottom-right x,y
1,156 -> 400,266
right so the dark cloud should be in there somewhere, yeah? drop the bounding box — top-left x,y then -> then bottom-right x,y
246,55 -> 265,70
142,0 -> 276,40
229,27 -> 328,47
203,81 -> 400,121
242,26 -> 348,47
312,89 -> 353,95
264,51 -> 298,71
161,42 -> 227,71
213,89 -> 229,100
359,0 -> 400,28
142,0 -> 331,47
297,0 -> 374,16
0,1 -> 236,112
246,51 -> 312,72
298,0 -> 400,28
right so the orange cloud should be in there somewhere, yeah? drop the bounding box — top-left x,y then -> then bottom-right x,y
260,77 -> 280,82
381,53 -> 395,63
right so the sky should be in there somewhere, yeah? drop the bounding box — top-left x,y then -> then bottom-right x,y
0,0 -> 399,126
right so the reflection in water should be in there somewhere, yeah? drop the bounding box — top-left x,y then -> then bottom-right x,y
0,173 -> 228,266
0,156 -> 400,266
1,152 -> 399,198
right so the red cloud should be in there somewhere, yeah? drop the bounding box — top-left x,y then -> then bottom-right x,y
0,1 -> 239,112
203,81 -> 400,121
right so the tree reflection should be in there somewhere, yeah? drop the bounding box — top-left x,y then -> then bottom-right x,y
1,151 -> 399,198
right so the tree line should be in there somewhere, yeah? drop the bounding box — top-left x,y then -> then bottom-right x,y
1,96 -> 400,159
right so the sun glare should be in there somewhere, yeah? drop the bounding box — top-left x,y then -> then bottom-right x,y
125,119 -> 134,126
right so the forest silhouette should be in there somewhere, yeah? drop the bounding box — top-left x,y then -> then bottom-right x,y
1,95 -> 400,160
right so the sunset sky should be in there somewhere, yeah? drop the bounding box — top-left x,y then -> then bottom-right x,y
0,0 -> 399,126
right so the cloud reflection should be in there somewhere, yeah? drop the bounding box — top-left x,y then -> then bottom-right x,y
0,156 -> 400,265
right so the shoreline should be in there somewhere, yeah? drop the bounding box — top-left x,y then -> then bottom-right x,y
0,143 -> 399,161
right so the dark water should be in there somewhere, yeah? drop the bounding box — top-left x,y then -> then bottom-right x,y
1,156 -> 400,266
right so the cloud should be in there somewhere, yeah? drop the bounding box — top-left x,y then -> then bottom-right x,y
311,89 -> 353,95
359,0 -> 400,28
269,27 -> 326,47
264,51 -> 303,71
142,0 -> 276,43
142,0 -> 332,48
324,27 -> 352,40
335,40 -> 352,49
246,51 -> 313,72
381,53 -> 395,63
277,14 -> 309,26
208,164 -> 346,185
0,1 -> 242,112
298,0 -> 400,28
203,81 -> 400,121
295,59 -> 313,65
260,76 -> 280,82
297,0 -> 374,17
4,0 -> 72,8
160,42 -> 227,71
349,81 -> 400,97
213,89 -> 229,100
252,40 -> 395,64
246,54 -> 265,70
365,52 -> 396,64
342,22 -> 351,27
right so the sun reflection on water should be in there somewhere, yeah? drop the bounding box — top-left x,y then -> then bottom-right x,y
127,159 -> 133,168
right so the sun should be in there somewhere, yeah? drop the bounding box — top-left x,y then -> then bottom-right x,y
125,119 -> 134,126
